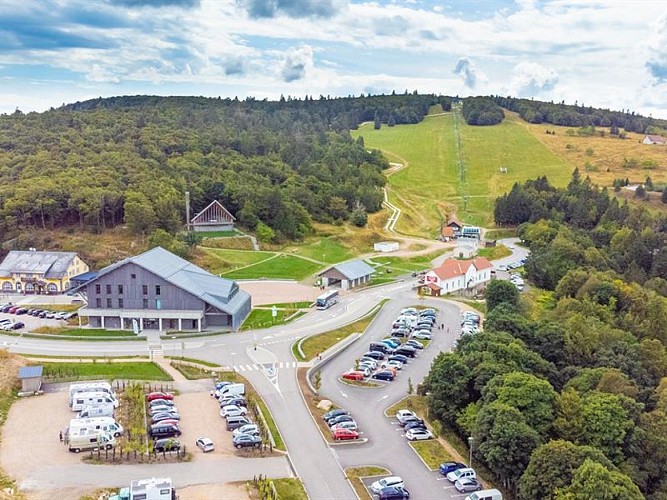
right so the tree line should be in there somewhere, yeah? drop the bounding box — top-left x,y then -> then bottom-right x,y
461,97 -> 505,126
426,172 -> 667,498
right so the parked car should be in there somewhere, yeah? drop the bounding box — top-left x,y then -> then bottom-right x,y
342,371 -> 365,381
30,309 -> 42,316
323,409 -> 349,423
10,322 -> 23,330
396,410 -> 417,425
447,468 -> 477,483
382,360 -> 403,371
150,405 -> 177,416
232,424 -> 260,438
411,331 -> 432,340
455,478 -> 482,493
371,476 -> 404,494
358,357 -> 378,368
153,438 -> 181,452
147,392 -> 174,401
388,354 -> 409,364
404,421 -> 427,431
233,433 -> 262,449
372,370 -> 395,382
381,339 -> 400,349
330,420 -> 358,431
195,437 -> 215,452
378,487 -> 410,500
331,428 -> 359,441
391,328 -> 410,337
219,397 -> 247,408
405,340 -> 424,350
439,462 -> 468,475
406,428 -> 433,441
362,351 -> 385,361
153,418 -> 180,427
149,398 -> 175,408
15,308 -> 28,315
394,346 -> 417,357
8,306 -> 19,314
151,412 -> 180,424
220,405 -> 247,418
149,423 -> 181,439
328,414 -> 354,427
0,305 -> 13,313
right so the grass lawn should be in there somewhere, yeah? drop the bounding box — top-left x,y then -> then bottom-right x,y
410,440 -> 454,470
198,230 -> 241,238
346,466 -> 391,500
194,248 -> 275,275
170,362 -> 216,380
165,356 -> 220,367
261,301 -> 313,309
445,297 -> 487,315
484,228 -> 517,240
240,308 -> 304,331
294,300 -> 388,361
41,362 -> 172,381
367,251 -> 442,274
476,244 -> 512,260
272,478 -> 308,500
386,395 -> 429,416
280,237 -> 354,264
222,253 -> 322,280
31,327 -> 136,337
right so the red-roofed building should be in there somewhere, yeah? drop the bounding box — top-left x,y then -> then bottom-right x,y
423,257 -> 493,295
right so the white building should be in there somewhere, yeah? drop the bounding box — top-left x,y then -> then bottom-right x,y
373,241 -> 399,253
423,257 -> 493,295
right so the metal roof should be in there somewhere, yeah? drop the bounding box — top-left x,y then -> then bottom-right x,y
70,271 -> 98,283
0,251 -> 78,279
18,366 -> 43,379
85,247 -> 248,315
321,259 -> 375,281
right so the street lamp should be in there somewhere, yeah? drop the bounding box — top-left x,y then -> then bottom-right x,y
468,436 -> 474,467
231,352 -> 237,373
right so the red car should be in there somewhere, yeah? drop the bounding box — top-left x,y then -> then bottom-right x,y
8,306 -> 19,314
342,371 -> 365,381
147,392 -> 174,402
332,428 -> 359,441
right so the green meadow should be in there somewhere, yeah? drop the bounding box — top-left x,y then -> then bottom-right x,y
221,253 -> 322,281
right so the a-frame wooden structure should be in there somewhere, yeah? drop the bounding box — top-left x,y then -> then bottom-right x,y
190,200 -> 236,232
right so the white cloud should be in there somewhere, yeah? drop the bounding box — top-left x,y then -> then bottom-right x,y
453,57 -> 487,89
280,45 -> 313,82
509,62 -> 558,97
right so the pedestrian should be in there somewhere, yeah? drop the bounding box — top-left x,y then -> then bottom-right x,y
317,352 -> 322,361
441,323 -> 444,330
59,431 -> 63,442
447,327 -> 450,334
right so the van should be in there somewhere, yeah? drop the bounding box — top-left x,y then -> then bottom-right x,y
78,403 -> 115,419
149,423 -> 181,439
67,429 -> 116,453
69,417 -> 124,437
69,382 -> 115,406
226,416 -> 251,431
71,391 -> 119,412
466,489 -> 503,500
369,342 -> 390,354
217,383 -> 245,399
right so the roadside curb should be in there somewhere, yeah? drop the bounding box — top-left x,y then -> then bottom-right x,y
337,378 -> 382,389
330,437 -> 369,447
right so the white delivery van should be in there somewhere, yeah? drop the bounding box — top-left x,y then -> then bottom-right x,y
69,417 -> 124,437
78,403 -> 115,419
71,391 -> 119,412
216,383 -> 245,399
466,489 -> 503,500
69,382 -> 115,406
67,429 -> 116,453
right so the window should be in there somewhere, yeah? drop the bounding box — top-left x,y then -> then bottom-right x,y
143,298 -> 148,309
118,298 -> 124,308
131,273 -> 136,279
95,284 -> 101,294
155,285 -> 161,296
142,284 -> 148,295
118,285 -> 123,294
96,298 -> 101,308
106,284 -> 111,294
106,298 -> 112,308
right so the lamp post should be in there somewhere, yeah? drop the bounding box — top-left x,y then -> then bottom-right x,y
468,436 -> 474,468
231,352 -> 237,373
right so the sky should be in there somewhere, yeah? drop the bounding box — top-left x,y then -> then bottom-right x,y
1,0 -> 667,118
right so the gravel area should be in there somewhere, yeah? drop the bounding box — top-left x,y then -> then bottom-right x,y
237,281 -> 320,306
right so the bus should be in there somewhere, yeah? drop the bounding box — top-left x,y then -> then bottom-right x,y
316,290 -> 339,310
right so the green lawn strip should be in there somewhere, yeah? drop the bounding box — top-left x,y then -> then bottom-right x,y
22,354 -> 148,360
386,395 -> 429,416
40,362 -> 173,381
11,332 -> 145,342
484,228 -> 517,240
258,301 -> 313,309
40,328 -> 136,337
21,304 -> 80,313
295,300 -> 389,361
164,356 -> 220,368
272,478 -> 308,500
169,362 -> 215,380
339,378 -> 381,388
409,440 -> 454,470
345,466 -> 391,500
444,297 -> 487,314
476,244 -> 512,260
241,308 -> 302,331
198,230 -> 241,238
216,371 -> 285,451
161,331 -> 228,339
280,237 -> 354,264
367,252 -> 442,274
222,253 -> 322,280
197,247 -> 276,275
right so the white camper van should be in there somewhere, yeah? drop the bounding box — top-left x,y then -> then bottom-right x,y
71,391 -> 119,412
69,417 -> 124,437
78,403 -> 115,419
67,429 -> 116,453
216,383 -> 245,399
69,382 -> 115,406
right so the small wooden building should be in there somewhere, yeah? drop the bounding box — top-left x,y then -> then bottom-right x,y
18,365 -> 43,393
319,260 -> 375,290
190,200 -> 235,232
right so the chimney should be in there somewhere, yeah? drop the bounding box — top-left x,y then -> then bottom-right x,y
185,191 -> 191,231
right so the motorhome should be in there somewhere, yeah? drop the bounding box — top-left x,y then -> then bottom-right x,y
69,382 -> 115,405
69,417 -> 124,437
78,403 -> 115,419
67,429 -> 116,453
215,383 -> 245,399
71,391 -> 119,412
129,477 -> 176,500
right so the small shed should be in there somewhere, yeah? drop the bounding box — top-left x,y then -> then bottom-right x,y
420,282 -> 441,297
318,260 -> 375,290
190,200 -> 236,232
18,365 -> 43,393
374,241 -> 399,253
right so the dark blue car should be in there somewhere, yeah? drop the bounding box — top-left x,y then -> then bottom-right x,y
372,370 -> 395,381
439,461 -> 467,475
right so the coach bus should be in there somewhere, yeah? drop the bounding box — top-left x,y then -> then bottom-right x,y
316,289 -> 339,310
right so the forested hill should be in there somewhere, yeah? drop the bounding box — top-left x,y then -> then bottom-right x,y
0,93 -> 442,243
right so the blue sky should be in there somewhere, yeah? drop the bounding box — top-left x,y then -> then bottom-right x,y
1,0 -> 666,117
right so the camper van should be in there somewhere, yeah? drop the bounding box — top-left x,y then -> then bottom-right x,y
215,383 -> 245,399
71,391 -> 119,412
78,403 -> 115,419
67,429 -> 116,453
69,417 -> 124,437
69,382 -> 115,406
466,489 -> 503,500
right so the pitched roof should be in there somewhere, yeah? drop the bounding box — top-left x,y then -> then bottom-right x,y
18,366 -> 43,379
446,217 -> 463,228
423,282 -> 441,291
320,259 -> 375,280
441,226 -> 456,238
81,247 -> 249,315
191,200 -> 236,224
0,251 -> 79,279
645,135 -> 667,144
432,257 -> 493,280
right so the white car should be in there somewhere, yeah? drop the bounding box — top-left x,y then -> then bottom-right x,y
395,409 -> 417,425
195,437 -> 215,452
406,428 -> 434,441
330,420 -> 358,431
370,476 -> 404,494
382,360 -> 404,370
220,405 -> 247,418
412,332 -> 432,340
447,467 -> 477,483
232,424 -> 260,438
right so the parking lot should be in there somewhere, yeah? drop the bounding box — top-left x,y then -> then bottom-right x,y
0,310 -> 69,332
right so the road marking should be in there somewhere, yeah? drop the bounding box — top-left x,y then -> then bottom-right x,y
377,394 -> 388,401
340,390 -> 348,398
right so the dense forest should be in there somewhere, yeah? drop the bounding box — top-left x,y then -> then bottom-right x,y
461,97 -> 505,126
0,93 -> 443,244
426,172 -> 667,498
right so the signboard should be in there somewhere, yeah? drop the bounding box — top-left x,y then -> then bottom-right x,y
271,306 -> 278,318
132,318 -> 140,335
